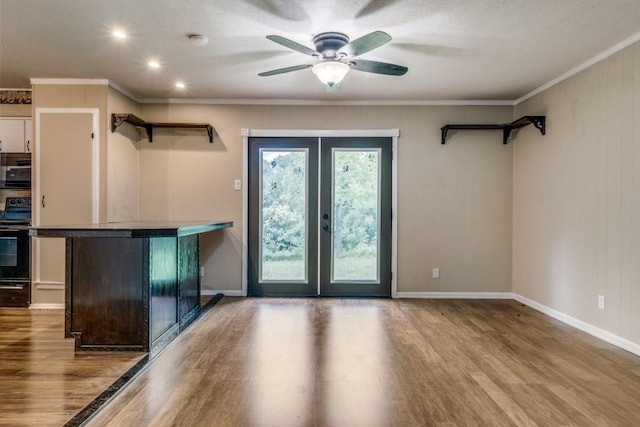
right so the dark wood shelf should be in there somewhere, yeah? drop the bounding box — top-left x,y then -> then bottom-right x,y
441,115 -> 546,144
111,113 -> 214,143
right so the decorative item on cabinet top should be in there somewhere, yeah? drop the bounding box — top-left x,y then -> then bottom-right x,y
440,115 -> 546,145
0,90 -> 32,104
111,113 -> 214,143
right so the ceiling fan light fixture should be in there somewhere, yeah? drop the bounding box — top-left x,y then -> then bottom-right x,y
312,61 -> 350,87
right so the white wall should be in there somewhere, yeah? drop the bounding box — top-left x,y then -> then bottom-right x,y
514,42 -> 640,346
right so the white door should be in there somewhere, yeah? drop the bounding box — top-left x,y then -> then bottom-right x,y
35,111 -> 96,292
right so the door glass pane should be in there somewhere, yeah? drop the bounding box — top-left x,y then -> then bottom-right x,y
332,149 -> 380,282
260,149 -> 308,282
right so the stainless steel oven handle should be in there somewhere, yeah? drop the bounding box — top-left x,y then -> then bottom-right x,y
0,285 -> 25,290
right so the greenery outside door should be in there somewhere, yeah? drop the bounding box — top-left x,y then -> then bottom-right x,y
248,136 -> 391,297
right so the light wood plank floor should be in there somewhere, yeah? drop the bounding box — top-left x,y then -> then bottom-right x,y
88,298 -> 640,427
0,308 -> 145,427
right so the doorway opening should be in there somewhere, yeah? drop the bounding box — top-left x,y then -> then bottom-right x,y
243,130 -> 397,297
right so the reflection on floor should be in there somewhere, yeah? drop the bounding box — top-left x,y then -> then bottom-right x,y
87,297 -> 640,426
0,308 -> 144,426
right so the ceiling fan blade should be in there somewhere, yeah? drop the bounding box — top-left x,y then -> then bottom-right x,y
258,64 -> 313,77
350,59 -> 408,76
266,35 -> 319,57
339,31 -> 391,56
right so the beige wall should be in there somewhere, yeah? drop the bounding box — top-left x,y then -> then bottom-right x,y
107,87 -> 140,221
513,42 -> 640,345
138,104 -> 514,293
0,103 -> 31,116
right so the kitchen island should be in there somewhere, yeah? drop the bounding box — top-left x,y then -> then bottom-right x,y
29,221 -> 232,356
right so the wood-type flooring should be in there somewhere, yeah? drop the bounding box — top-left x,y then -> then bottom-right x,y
0,308 -> 144,426
85,298 -> 640,427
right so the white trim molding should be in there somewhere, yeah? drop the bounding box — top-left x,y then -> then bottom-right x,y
30,78 -> 109,86
34,281 -> 65,290
396,292 -> 515,299
139,98 -> 514,106
514,294 -> 640,357
34,108 -> 100,296
241,128 -> 399,297
29,303 -> 65,310
247,129 -> 400,138
34,108 -> 100,225
516,29 -> 640,105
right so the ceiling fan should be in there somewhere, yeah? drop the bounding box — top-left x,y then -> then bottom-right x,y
259,31 -> 408,87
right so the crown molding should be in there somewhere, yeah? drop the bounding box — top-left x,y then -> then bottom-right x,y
108,80 -> 140,102
516,29 -> 640,105
30,78 -> 110,86
137,97 -> 514,106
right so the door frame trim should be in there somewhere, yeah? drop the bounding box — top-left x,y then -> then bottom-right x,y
241,129 -> 399,297
34,108 -> 100,225
34,108 -> 100,291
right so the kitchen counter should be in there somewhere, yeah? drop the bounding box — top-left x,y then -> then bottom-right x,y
29,220 -> 232,238
29,220 -> 232,356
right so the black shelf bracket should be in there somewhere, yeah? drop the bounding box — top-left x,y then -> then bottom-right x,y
111,113 -> 214,143
441,115 -> 546,145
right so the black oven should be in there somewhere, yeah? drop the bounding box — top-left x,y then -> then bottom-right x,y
0,227 -> 30,307
0,227 -> 30,279
0,196 -> 31,307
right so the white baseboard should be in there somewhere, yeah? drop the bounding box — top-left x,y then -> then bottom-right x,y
202,289 -> 242,297
513,294 -> 640,357
395,291 -> 640,357
34,281 -> 65,290
395,292 -> 515,299
29,303 -> 65,310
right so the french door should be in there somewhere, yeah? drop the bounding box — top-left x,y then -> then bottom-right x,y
248,136 -> 391,297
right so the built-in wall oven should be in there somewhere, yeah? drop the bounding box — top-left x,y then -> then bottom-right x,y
0,197 -> 31,307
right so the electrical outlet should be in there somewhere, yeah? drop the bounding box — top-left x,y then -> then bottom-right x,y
598,294 -> 605,310
432,268 -> 440,279
200,267 -> 205,277
234,179 -> 242,191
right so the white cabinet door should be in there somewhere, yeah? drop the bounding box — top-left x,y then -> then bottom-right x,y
24,119 -> 32,153
0,118 -> 26,152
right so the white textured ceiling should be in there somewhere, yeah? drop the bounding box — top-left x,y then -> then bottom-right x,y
1,0 -> 640,102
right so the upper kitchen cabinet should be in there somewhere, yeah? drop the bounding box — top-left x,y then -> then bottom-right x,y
0,118 -> 32,153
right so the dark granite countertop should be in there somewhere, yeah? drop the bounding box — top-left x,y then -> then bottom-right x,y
29,220 -> 233,238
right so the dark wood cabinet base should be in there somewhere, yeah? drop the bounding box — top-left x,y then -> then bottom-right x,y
31,221 -> 232,356
0,281 -> 30,307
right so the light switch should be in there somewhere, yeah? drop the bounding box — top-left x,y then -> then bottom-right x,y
432,268 -> 440,279
234,179 -> 242,191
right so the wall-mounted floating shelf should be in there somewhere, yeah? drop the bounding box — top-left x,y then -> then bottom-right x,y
440,115 -> 546,145
111,113 -> 214,143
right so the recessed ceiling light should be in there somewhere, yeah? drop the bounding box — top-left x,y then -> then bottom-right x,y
175,81 -> 185,89
112,29 -> 127,39
148,60 -> 160,69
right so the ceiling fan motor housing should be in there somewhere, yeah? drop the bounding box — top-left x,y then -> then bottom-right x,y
313,32 -> 349,58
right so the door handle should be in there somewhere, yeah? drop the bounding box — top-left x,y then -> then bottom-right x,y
27,140 -> 30,151
41,195 -> 45,208
322,212 -> 331,232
